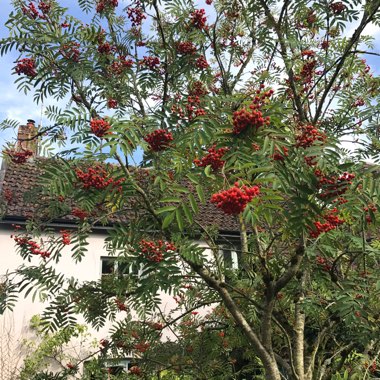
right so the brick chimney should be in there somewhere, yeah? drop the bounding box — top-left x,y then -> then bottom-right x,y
15,119 -> 38,156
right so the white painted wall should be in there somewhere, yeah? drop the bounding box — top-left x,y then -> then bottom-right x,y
0,224 -> 215,377
0,227 -> 112,333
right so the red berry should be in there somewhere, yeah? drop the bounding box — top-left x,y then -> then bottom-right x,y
211,184 -> 260,215
195,55 -> 209,69
90,118 -> 111,138
15,58 -> 37,77
139,239 -> 176,262
144,129 -> 173,151
139,56 -> 160,69
190,9 -> 207,30
176,41 -> 197,55
194,145 -> 228,170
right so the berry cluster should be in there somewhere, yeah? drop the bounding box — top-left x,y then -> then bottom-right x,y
301,49 -> 315,58
13,235 -> 50,258
330,2 -> 346,14
171,104 -> 185,119
364,204 -> 377,223
107,98 -> 118,108
321,40 -> 329,50
309,208 -> 345,238
353,98 -> 365,107
15,58 -> 37,77
232,87 -> 272,134
98,41 -> 115,55
304,155 -> 317,167
299,60 -> 316,89
22,1 -> 50,19
129,366 -> 142,376
59,42 -> 80,62
195,108 -> 206,117
194,146 -> 228,170
176,41 -> 197,55
190,9 -> 207,30
96,0 -> 118,13
296,9 -> 317,28
315,170 -> 355,199
186,95 -> 206,120
38,1 -> 51,14
71,207 -> 88,220
148,321 -> 163,330
127,4 -> 146,27
195,55 -> 209,69
295,125 -> 326,148
60,230 -> 71,245
99,338 -> 109,347
109,56 -> 134,75
139,239 -> 176,262
252,143 -> 260,151
134,341 -> 150,353
22,2 -> 39,18
316,255 -> 331,271
272,146 -> 289,161
144,129 -> 173,151
211,183 -> 260,215
189,81 -> 209,96
115,298 -> 127,311
187,95 -> 199,112
139,56 -> 160,69
90,118 -> 111,138
75,165 -> 123,190
233,108 -> 265,135
5,149 -> 34,164
306,10 -> 317,25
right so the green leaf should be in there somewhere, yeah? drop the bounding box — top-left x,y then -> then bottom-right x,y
156,205 -> 177,214
176,208 -> 184,231
160,198 -> 182,203
189,193 -> 199,213
196,184 -> 205,204
162,211 -> 175,229
182,202 -> 193,223
204,165 -> 215,179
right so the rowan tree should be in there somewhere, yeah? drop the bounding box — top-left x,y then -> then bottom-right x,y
2,0 -> 380,379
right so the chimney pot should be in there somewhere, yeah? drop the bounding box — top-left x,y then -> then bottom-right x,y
15,119 -> 38,157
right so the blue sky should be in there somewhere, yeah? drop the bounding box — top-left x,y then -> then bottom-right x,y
0,1 -> 85,148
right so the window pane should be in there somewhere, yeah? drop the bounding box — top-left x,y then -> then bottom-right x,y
118,262 -> 130,275
101,257 -> 115,274
223,249 -> 239,269
108,366 -> 124,375
223,250 -> 233,268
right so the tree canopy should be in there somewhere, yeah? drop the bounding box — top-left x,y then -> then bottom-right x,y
2,0 -> 380,379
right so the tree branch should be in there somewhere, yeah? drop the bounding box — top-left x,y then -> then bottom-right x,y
313,1 -> 380,123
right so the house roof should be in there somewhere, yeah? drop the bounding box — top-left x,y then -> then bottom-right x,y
0,159 -> 241,234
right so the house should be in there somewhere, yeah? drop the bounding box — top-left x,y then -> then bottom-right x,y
0,120 -> 242,377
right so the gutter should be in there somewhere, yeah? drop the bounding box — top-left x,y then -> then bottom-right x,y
0,216 -> 242,240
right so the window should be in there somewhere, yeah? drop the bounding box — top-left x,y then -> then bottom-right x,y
219,247 -> 239,270
222,248 -> 239,270
84,358 -> 135,379
100,256 -> 139,277
104,359 -> 130,374
217,246 -> 241,282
